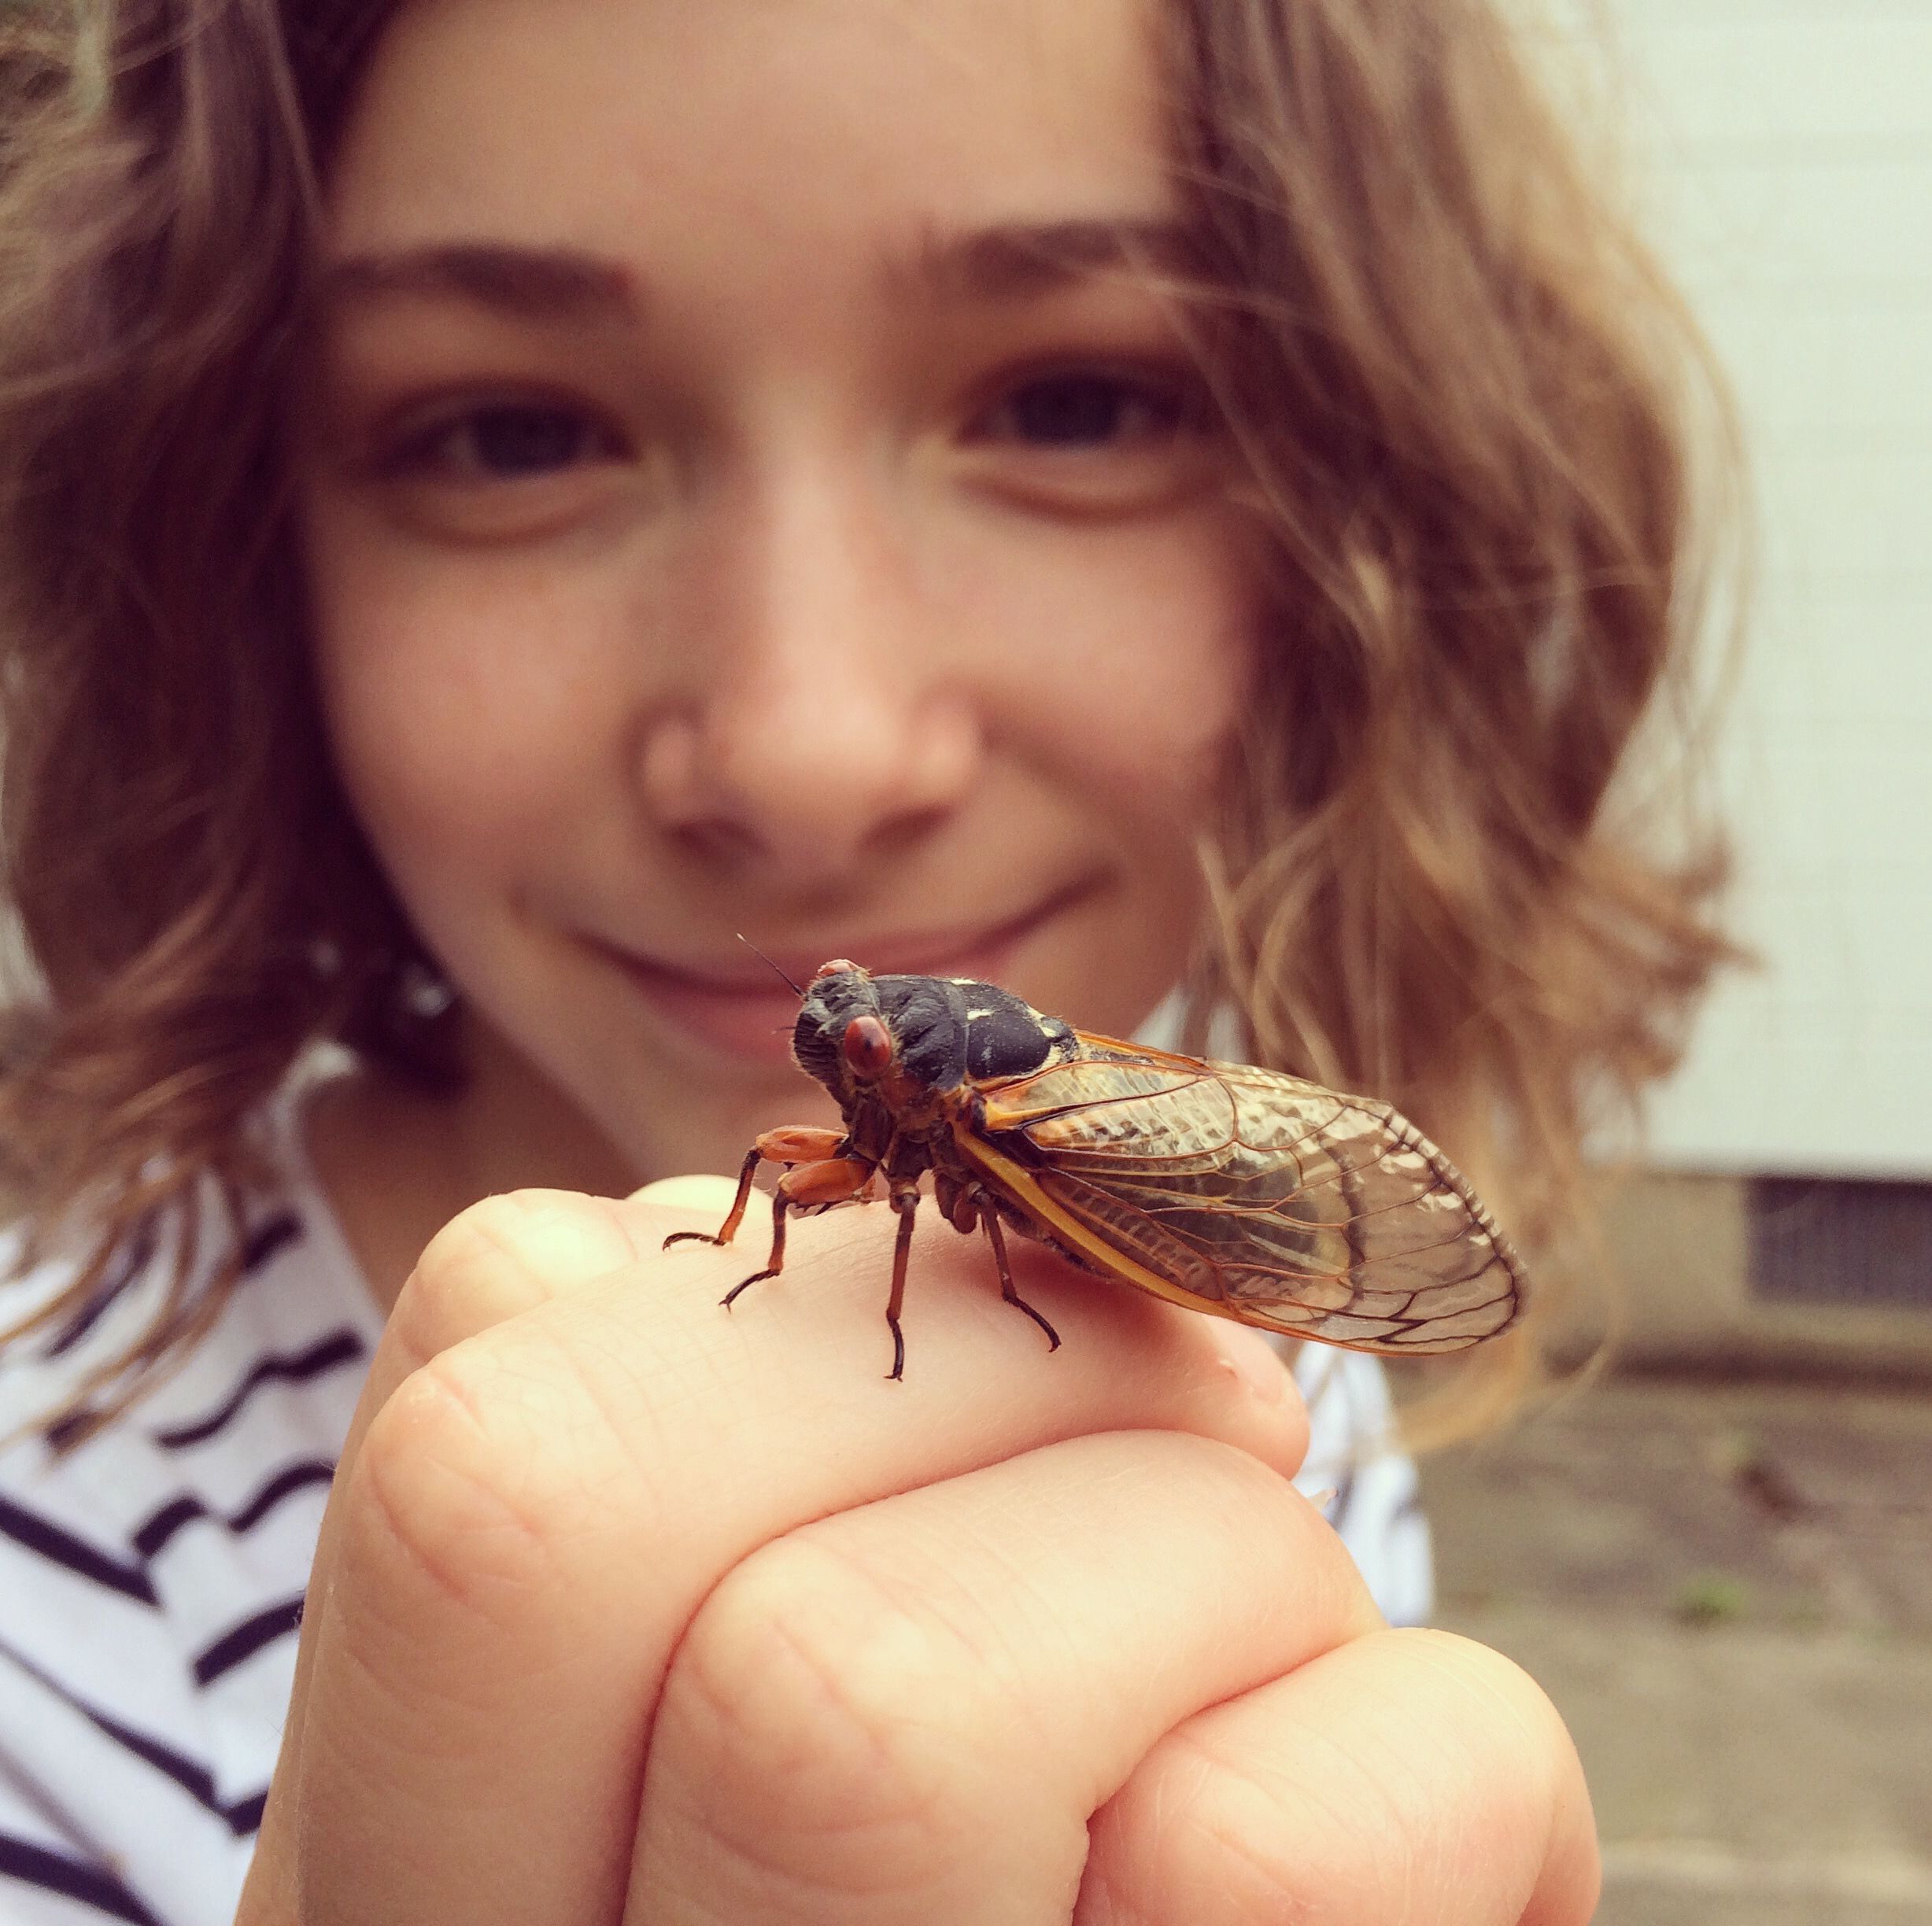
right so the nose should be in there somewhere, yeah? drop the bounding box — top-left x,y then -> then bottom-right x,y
637,459 -> 982,882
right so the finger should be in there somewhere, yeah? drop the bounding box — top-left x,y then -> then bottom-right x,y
260,1190 -> 652,1775
250,1188 -> 667,1924
1078,1628 -> 1601,1926
633,1428 -> 1381,1924
264,1177 -> 1288,1831
337,1182 -> 1302,1500
289,1183 -> 710,1706
283,1199 -> 1309,1926
354,1186 -> 659,1445
632,1172 -> 744,1211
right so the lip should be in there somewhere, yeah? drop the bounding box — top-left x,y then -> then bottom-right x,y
594,884 -> 1091,1067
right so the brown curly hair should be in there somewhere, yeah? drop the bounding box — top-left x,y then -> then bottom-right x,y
0,0 -> 1738,1437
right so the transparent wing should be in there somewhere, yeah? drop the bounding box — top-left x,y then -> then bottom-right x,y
961,1046 -> 1523,1354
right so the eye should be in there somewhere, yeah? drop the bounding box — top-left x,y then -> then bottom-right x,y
842,1015 -> 895,1078
973,368 -> 1201,450
383,400 -> 625,480
956,356 -> 1225,516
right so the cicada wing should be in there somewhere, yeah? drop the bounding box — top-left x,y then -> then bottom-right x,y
962,1052 -> 1522,1354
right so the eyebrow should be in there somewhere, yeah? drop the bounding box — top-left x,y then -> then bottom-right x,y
892,217 -> 1206,301
311,217 -> 1202,325
312,242 -> 637,321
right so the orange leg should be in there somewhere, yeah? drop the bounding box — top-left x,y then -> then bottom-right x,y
715,1153 -> 875,1312
661,1128 -> 851,1254
782,1155 -> 874,1207
662,1144 -> 764,1251
760,1125 -> 848,1164
720,1186 -> 790,1310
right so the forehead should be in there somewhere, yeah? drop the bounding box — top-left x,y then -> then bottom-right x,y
325,0 -> 1178,254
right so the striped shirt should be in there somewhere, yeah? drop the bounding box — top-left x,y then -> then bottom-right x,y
0,1099 -> 1428,1924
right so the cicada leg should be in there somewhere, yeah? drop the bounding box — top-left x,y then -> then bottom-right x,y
933,1168 -> 977,1234
717,1154 -> 876,1309
722,1143 -> 873,1305
718,1184 -> 791,1310
662,1128 -> 866,1308
885,1186 -> 920,1382
662,1143 -> 767,1252
973,1192 -> 1061,1356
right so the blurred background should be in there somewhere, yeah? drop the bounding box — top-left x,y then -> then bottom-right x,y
1422,6 -> 1932,1920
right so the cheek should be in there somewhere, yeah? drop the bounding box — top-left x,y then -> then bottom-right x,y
1073,632 -> 1247,806
302,520 -> 611,876
980,518 -> 1260,818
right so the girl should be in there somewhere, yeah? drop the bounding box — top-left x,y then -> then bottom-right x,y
0,0 -> 1731,1919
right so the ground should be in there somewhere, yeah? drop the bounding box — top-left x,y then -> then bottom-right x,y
1418,1377 -> 1932,1924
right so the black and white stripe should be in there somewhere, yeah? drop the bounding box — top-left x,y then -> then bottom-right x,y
0,1105 -> 381,1924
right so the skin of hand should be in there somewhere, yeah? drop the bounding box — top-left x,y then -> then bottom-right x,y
235,1182 -> 1600,1925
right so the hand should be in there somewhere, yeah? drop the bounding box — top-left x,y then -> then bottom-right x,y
236,1181 -> 1598,1924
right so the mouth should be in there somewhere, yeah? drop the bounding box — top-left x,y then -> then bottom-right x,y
593,881 -> 1093,1067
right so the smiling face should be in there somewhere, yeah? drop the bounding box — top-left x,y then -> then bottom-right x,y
294,0 -> 1262,1184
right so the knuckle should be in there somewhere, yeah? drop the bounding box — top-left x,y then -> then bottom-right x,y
349,1341 -> 592,1628
1093,1718 -> 1346,1926
398,1190 -> 637,1352
665,1535 -> 987,1853
1089,1629 -> 1580,1924
1394,1629 -> 1563,1725
1392,1628 -> 1579,1792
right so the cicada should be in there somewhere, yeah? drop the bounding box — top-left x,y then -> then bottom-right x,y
666,959 -> 1523,1378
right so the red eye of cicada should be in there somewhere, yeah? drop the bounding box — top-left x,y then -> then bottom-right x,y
842,1014 -> 894,1077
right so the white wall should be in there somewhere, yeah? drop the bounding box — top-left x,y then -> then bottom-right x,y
1576,2 -> 1932,1176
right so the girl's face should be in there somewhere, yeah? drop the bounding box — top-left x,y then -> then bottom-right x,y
297,0 -> 1262,1183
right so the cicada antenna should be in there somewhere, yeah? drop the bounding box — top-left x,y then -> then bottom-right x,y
736,934 -> 804,997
